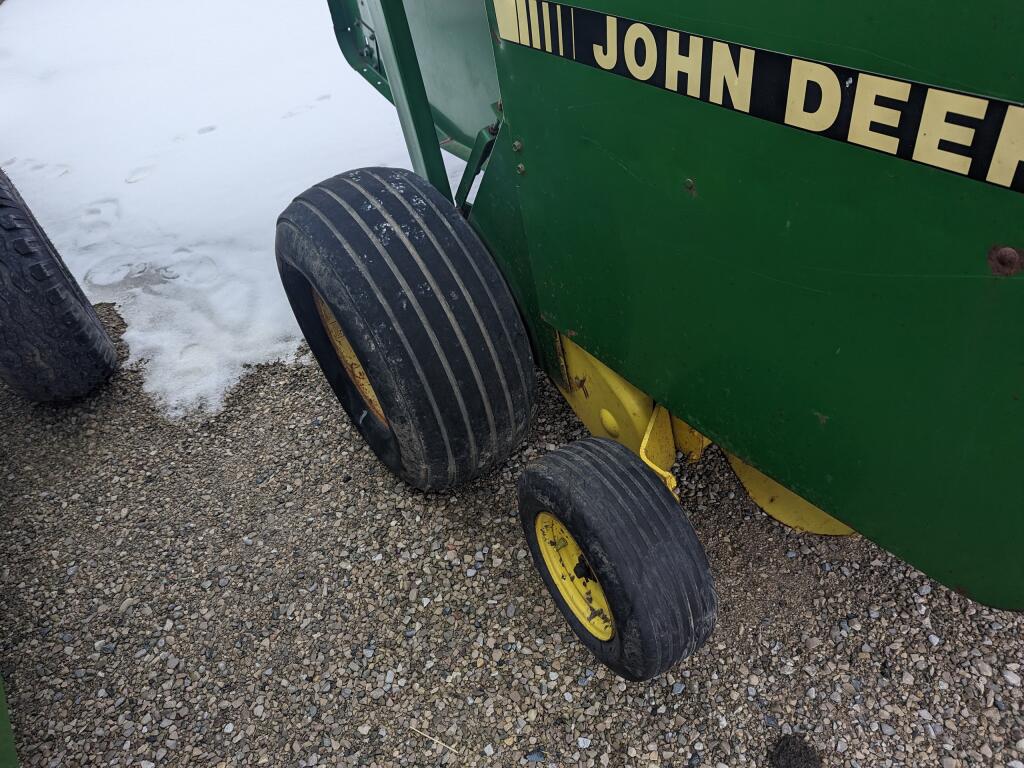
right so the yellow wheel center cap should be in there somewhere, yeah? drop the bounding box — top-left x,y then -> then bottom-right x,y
535,512 -> 614,641
313,290 -> 387,426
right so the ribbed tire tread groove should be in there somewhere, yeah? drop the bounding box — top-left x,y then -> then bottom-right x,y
327,177 -> 484,468
365,169 -> 508,448
402,172 -> 531,408
276,167 -> 535,491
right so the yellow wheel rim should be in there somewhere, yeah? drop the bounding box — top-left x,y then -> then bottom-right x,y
313,290 -> 387,426
535,512 -> 614,641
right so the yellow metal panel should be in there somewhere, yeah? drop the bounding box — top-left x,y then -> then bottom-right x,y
556,336 -> 675,490
554,334 -> 851,528
726,454 -> 854,536
671,415 -> 712,463
557,336 -> 654,453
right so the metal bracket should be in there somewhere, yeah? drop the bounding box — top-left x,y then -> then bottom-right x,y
639,405 -> 678,491
455,125 -> 498,215
356,19 -> 384,75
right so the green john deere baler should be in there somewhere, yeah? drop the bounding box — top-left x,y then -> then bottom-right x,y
276,0 -> 1023,680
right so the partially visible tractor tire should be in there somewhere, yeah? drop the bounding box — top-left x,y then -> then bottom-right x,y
518,438 -> 718,681
0,169 -> 118,402
276,167 -> 535,491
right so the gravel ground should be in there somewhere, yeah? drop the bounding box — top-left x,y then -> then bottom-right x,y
1,306 -> 1022,768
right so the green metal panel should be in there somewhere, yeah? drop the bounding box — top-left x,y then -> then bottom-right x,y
327,0 -> 500,159
360,0 -> 453,198
484,1 -> 1024,609
327,0 -> 1024,610
0,679 -> 18,768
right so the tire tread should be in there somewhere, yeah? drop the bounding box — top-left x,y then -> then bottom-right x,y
0,169 -> 117,402
276,167 -> 534,490
519,438 -> 717,680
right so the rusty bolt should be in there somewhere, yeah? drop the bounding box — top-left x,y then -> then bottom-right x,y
516,163 -> 526,175
512,140 -> 524,152
988,246 -> 1024,277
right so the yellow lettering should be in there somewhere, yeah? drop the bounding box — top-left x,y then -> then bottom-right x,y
528,0 -> 541,48
785,60 -> 842,133
709,42 -> 755,113
515,0 -> 529,45
542,2 -> 553,53
913,89 -> 988,175
849,74 -> 911,155
556,5 -> 564,56
624,23 -> 657,81
988,105 -> 1024,188
493,0 -> 521,43
593,16 -> 618,70
664,31 -> 703,97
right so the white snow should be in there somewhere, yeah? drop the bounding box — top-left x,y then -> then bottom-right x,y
0,0 -> 464,415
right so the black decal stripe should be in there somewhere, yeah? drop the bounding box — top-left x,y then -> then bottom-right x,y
499,3 -> 1024,194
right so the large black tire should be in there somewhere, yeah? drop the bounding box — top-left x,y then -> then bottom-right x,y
518,438 -> 718,681
0,170 -> 118,401
276,167 -> 535,491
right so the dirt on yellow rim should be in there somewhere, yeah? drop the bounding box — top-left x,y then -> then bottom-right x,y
313,290 -> 387,426
535,512 -> 614,641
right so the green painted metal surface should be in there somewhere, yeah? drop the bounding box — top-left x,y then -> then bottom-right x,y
329,0 -> 1024,610
0,679 -> 18,768
327,0 -> 500,159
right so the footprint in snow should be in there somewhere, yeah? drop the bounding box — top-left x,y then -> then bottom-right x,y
197,125 -> 217,135
80,198 -> 121,231
48,163 -> 71,179
281,104 -> 314,119
125,165 -> 155,184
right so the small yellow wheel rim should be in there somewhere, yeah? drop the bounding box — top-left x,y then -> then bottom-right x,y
535,512 -> 614,641
313,290 -> 387,426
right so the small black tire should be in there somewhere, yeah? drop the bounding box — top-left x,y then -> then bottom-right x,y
0,170 -> 118,402
276,167 -> 535,491
518,438 -> 718,681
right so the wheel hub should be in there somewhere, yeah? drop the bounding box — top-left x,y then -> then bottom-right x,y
535,512 -> 614,641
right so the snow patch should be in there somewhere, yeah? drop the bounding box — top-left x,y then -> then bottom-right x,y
0,0 -> 465,415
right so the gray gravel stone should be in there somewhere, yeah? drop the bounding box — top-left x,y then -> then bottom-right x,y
0,309 -> 1021,768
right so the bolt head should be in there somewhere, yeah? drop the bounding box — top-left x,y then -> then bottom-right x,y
512,140 -> 523,152
988,245 -> 1023,277
516,163 -> 526,175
